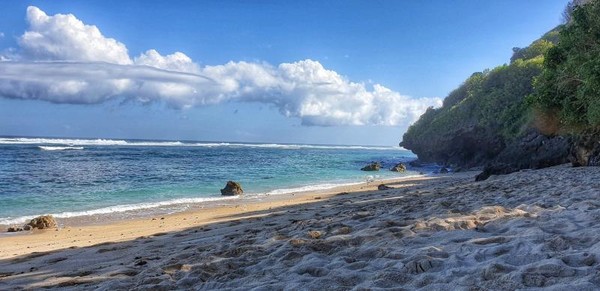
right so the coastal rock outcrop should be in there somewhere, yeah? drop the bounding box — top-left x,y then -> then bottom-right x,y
361,162 -> 381,171
475,130 -> 571,181
401,125 -> 506,169
220,181 -> 244,196
390,163 -> 407,172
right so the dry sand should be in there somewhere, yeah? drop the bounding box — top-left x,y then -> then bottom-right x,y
1,166 -> 600,290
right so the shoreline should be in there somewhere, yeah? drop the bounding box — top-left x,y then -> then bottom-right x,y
2,165 -> 600,289
0,173 -> 422,228
0,174 -> 436,259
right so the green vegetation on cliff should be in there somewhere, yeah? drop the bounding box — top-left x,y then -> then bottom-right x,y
402,0 -> 600,169
401,34 -> 553,166
529,1 -> 600,131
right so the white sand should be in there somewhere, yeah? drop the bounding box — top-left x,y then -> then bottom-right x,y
1,165 -> 600,290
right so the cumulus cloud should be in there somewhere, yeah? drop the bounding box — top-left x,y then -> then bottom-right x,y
18,6 -> 131,64
0,6 -> 441,126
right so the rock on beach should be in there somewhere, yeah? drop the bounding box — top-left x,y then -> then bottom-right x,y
220,181 -> 244,196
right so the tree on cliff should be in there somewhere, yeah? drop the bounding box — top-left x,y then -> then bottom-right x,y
400,36 -> 551,167
562,0 -> 593,23
531,0 -> 600,131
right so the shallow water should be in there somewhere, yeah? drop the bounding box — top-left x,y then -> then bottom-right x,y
0,137 -> 425,225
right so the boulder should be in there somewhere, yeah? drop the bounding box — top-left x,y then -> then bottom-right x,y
570,133 -> 600,167
361,162 -> 381,171
220,181 -> 244,196
26,215 -> 57,230
390,163 -> 407,172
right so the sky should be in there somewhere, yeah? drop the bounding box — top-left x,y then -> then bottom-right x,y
0,0 -> 569,146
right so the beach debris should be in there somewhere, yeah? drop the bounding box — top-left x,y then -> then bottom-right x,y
361,162 -> 381,171
220,181 -> 244,196
390,163 -> 407,172
378,184 -> 392,191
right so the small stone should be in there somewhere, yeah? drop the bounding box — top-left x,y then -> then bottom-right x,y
307,230 -> 322,239
390,163 -> 407,172
7,226 -> 23,232
361,162 -> 381,171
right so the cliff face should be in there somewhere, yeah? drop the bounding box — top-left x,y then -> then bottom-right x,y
402,1 -> 600,179
401,125 -> 504,168
400,38 -> 551,168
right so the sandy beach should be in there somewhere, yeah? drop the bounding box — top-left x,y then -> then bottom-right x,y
2,166 -> 600,290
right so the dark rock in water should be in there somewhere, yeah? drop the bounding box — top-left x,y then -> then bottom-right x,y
439,167 -> 449,174
476,130 -> 571,181
27,215 -> 58,230
390,163 -> 407,172
220,181 -> 244,196
378,184 -> 392,190
361,162 -> 381,171
570,133 -> 600,167
7,226 -> 23,232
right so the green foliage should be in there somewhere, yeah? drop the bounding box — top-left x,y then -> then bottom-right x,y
402,34 -> 551,153
531,0 -> 600,131
511,39 -> 554,63
403,56 -> 544,147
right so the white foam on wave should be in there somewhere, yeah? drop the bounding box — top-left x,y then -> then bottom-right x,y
38,146 -> 84,151
0,173 -> 425,226
0,137 -> 406,151
0,195 -> 240,226
261,181 -> 364,196
261,173 -> 424,196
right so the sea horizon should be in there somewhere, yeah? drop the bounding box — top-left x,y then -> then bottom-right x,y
0,135 -> 403,149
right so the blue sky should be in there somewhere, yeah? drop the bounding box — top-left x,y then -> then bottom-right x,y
0,0 -> 568,145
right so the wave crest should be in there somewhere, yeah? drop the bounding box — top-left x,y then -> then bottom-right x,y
1,137 -> 405,151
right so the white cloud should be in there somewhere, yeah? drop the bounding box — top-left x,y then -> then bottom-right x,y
18,6 -> 131,64
0,6 -> 441,126
0,32 -> 4,38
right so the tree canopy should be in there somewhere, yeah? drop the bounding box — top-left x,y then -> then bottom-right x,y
530,0 -> 600,131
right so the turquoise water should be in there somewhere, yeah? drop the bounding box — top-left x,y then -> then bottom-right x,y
0,137 -> 423,225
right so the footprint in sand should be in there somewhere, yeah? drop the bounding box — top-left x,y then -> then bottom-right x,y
402,256 -> 444,274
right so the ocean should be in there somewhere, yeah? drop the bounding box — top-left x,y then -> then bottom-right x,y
0,137 -> 425,226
